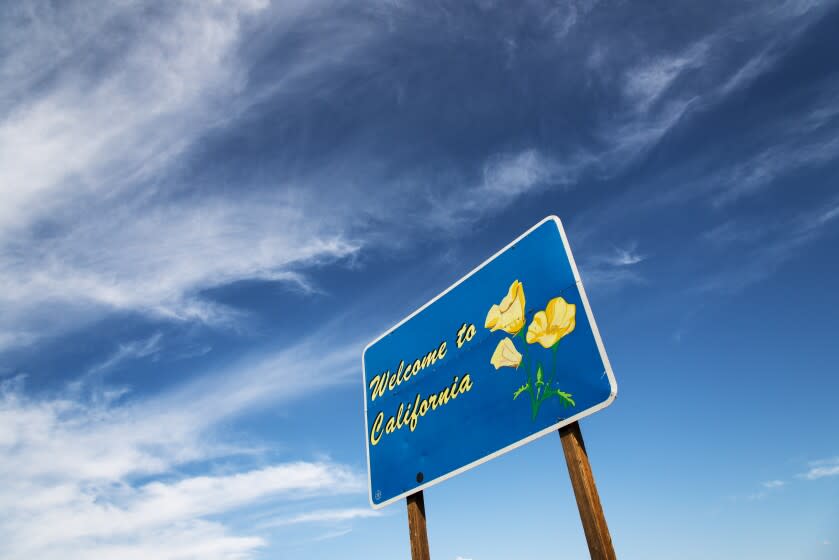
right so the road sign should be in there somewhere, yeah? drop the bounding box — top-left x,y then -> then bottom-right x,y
362,215 -> 617,508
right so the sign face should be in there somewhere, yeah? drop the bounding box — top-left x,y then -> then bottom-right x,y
362,216 -> 617,508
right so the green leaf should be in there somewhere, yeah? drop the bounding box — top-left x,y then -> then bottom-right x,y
555,390 -> 575,408
513,383 -> 529,400
535,365 -> 544,387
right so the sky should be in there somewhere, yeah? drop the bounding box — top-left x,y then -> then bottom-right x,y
0,0 -> 838,558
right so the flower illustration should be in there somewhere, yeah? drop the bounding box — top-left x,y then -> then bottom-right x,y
490,337 -> 523,369
484,280 -> 526,335
526,296 -> 576,348
485,283 -> 577,421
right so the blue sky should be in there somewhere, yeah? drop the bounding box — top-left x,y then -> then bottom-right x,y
0,0 -> 837,558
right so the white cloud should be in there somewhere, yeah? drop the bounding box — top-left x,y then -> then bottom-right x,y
800,457 -> 839,480
257,508 -> 381,529
420,148 -> 584,231
590,1 -> 837,203
311,528 -> 354,542
85,333 -> 164,377
579,244 -> 647,289
661,16 -> 839,209
481,150 -> 558,196
745,480 -> 785,501
141,314 -> 369,429
0,0 -> 369,351
717,47 -> 776,97
36,521 -> 266,560
605,96 -> 698,168
0,0 -> 269,235
0,193 -> 361,350
624,43 -> 707,112
0,461 -> 360,559
710,130 -> 839,207
10,326 -> 363,480
0,326 -> 369,559
0,238 -> 376,560
557,2 -> 591,39
471,149 -> 583,209
604,247 -> 645,267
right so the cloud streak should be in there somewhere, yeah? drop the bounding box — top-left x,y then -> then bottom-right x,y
0,0 -> 373,350
0,323 -> 370,560
800,457 -> 839,480
257,508 -> 381,529
0,460 -> 361,560
697,196 -> 839,293
579,243 -> 647,290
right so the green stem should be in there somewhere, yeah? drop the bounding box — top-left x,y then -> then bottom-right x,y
534,344 -> 558,407
544,343 -> 558,393
516,328 -> 538,417
526,368 -> 537,419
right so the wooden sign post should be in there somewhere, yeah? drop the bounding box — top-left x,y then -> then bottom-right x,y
404,422 -> 616,560
406,491 -> 431,560
559,422 -> 616,560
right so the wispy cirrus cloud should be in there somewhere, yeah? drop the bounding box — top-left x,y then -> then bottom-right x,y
0,323 -> 371,560
424,149 -> 584,231
623,43 -> 707,113
0,0 -> 270,234
0,0 -> 372,351
84,333 -> 164,377
0,457 -> 361,560
709,111 -> 839,207
579,243 -> 647,290
537,2 -> 822,195
697,196 -> 839,293
0,192 -> 361,349
257,508 -> 381,529
734,478 -> 787,502
799,457 -> 839,480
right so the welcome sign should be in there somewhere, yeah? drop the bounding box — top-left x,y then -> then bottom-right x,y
362,216 -> 617,508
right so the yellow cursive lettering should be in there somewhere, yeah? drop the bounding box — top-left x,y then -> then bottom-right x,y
369,341 -> 449,402
370,412 -> 384,446
369,373 -> 475,445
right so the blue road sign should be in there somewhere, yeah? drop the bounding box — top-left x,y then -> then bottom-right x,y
362,216 -> 617,508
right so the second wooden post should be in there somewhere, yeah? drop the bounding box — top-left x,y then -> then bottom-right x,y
406,490 -> 431,560
559,421 -> 616,560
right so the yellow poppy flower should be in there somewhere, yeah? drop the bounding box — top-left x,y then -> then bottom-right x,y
525,296 -> 576,348
485,280 -> 526,334
490,337 -> 522,369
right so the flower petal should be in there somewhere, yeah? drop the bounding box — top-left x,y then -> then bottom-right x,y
485,304 -> 501,330
486,280 -> 526,334
526,311 -> 547,344
490,337 -> 522,369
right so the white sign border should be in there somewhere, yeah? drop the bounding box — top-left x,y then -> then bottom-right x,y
361,215 -> 618,509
